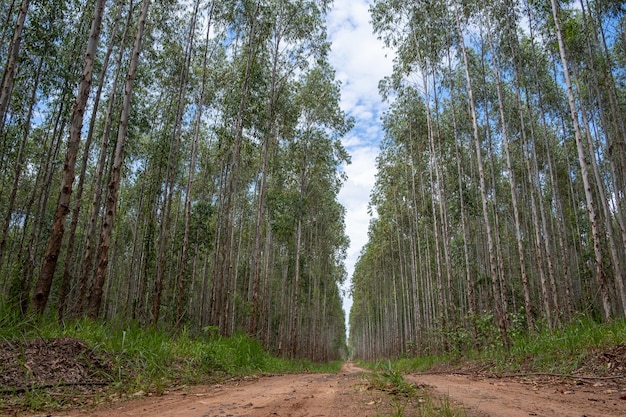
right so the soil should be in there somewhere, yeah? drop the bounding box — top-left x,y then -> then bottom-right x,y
2,338 -> 626,416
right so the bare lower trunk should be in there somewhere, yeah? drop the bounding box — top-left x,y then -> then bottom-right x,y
455,4 -> 509,348
550,0 -> 611,320
0,0 -> 29,134
87,0 -> 151,320
31,0 -> 107,314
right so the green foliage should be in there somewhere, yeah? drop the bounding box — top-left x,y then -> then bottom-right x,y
369,317 -> 626,376
0,313 -> 341,397
500,316 -> 626,373
0,0 -> 349,365
368,360 -> 416,396
364,360 -> 468,417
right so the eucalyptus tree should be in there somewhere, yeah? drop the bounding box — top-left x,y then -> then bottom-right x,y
26,0 -> 107,314
248,0 -> 333,339
548,0 -> 612,319
149,0 -> 203,327
285,62 -> 351,357
87,0 -> 151,319
0,0 -> 86,296
58,0 -> 130,319
574,0 -> 626,316
176,0 -> 217,329
75,0 -> 135,317
0,0 -> 29,136
208,0 -> 265,335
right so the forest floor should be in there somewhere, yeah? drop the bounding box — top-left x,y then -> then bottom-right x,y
2,338 -> 626,416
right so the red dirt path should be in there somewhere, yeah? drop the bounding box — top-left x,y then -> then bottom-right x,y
17,362 -> 626,417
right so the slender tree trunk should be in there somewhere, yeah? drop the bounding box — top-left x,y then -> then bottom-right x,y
577,0 -> 626,316
211,0 -> 261,334
76,0 -> 133,316
87,0 -> 151,319
291,170 -> 306,358
176,0 -> 214,329
484,19 -> 534,332
415,64 -> 448,345
58,0 -> 125,321
454,3 -> 509,348
0,56 -> 41,271
445,47 -> 478,343
31,0 -> 108,314
250,20 -> 281,338
17,99 -> 67,313
152,0 -> 198,327
549,0 -> 611,320
0,0 -> 29,135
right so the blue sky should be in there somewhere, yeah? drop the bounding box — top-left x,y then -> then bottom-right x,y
326,0 -> 394,329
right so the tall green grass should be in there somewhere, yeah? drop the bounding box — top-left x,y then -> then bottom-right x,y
366,315 -> 626,375
501,316 -> 626,373
0,306 -> 342,395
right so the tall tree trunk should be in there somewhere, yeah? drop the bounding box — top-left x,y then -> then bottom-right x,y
0,56 -> 41,272
250,19 -> 281,338
76,0 -> 134,316
485,18 -> 534,332
578,0 -> 626,316
291,168 -> 306,358
421,68 -> 448,344
446,47 -> 479,343
211,0 -> 261,334
87,0 -> 151,319
549,0 -> 611,320
176,0 -> 214,329
58,0 -> 125,321
454,3 -> 509,348
152,0 -> 199,327
31,0 -> 108,314
16,98 -> 67,313
0,0 -> 29,135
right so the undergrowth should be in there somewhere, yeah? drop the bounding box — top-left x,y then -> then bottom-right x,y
355,317 -> 626,416
366,360 -> 467,416
364,315 -> 626,376
0,309 -> 341,411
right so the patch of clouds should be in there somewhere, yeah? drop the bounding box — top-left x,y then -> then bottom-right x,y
326,0 -> 394,332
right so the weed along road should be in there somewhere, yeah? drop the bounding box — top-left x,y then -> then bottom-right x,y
46,362 -> 626,417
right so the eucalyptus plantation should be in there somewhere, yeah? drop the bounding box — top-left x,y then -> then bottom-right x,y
0,0 -> 349,361
351,0 -> 626,359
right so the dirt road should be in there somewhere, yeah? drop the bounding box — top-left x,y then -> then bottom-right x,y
408,373 -> 626,417
31,362 -> 626,416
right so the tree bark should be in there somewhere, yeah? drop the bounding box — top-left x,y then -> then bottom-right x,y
31,0 -> 108,314
0,56 -> 41,272
176,0 -> 215,329
454,3 -> 509,348
0,0 -> 29,135
549,0 -> 612,320
58,0 -> 125,321
87,0 -> 151,320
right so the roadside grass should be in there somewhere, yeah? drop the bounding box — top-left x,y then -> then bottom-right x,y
505,316 -> 626,373
366,316 -> 626,376
365,360 -> 467,417
357,316 -> 626,416
0,310 -> 341,411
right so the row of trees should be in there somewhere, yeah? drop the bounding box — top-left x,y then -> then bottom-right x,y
350,0 -> 626,359
0,0 -> 351,361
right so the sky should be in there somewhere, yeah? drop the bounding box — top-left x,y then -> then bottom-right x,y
325,0 -> 394,331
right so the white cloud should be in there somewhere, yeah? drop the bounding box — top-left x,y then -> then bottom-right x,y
326,0 -> 394,333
